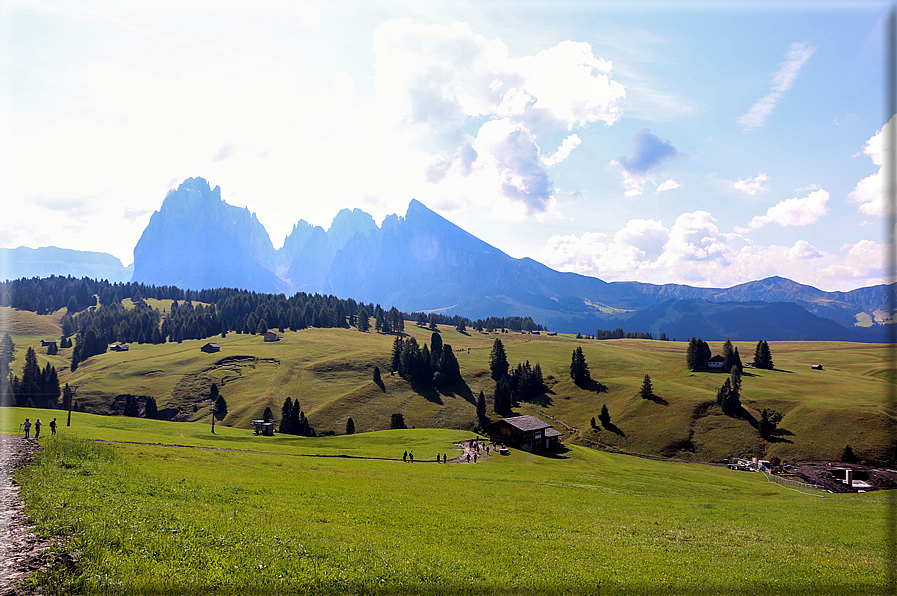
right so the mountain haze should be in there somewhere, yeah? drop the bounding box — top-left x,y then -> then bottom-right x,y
18,177 -> 892,340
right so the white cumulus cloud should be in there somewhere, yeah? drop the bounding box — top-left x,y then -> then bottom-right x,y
737,189 -> 830,232
371,18 -> 626,212
733,172 -> 769,195
849,117 -> 893,217
655,178 -> 681,194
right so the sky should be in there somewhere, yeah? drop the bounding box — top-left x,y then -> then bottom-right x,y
0,0 -> 892,291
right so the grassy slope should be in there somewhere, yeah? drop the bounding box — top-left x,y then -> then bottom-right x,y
3,306 -> 894,463
13,424 -> 889,595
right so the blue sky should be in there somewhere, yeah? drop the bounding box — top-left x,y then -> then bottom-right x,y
0,0 -> 891,291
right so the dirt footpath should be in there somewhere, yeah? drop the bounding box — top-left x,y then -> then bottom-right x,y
0,435 -> 51,596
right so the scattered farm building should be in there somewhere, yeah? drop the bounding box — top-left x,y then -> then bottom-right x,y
745,359 -> 755,367
707,355 -> 725,369
263,331 -> 281,342
546,331 -> 557,336
40,339 -> 57,347
111,344 -> 130,352
251,420 -> 275,436
485,415 -> 563,452
201,343 -> 221,353
812,364 -> 823,370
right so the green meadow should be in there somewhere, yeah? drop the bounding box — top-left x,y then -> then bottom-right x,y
7,409 -> 891,595
4,303 -> 895,464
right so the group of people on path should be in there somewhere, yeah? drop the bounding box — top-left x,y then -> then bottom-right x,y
21,417 -> 57,440
399,437 -> 503,464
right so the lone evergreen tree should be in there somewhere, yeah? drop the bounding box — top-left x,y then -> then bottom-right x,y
639,374 -> 655,400
345,417 -> 355,435
489,338 -> 509,381
754,340 -> 774,370
590,416 -> 597,428
389,412 -> 407,430
373,366 -> 382,386
263,406 -> 273,423
570,347 -> 591,386
598,404 -> 611,428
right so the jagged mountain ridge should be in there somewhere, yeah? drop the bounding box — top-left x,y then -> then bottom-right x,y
26,177 -> 893,339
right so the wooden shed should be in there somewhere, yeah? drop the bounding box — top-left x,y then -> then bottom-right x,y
201,343 -> 221,353
485,415 -> 562,452
251,420 -> 275,436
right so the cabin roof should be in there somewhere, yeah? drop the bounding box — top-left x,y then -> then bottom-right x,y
491,415 -> 553,432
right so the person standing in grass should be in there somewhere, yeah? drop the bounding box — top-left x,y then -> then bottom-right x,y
23,418 -> 30,439
409,451 -> 414,463
403,451 -> 407,463
474,453 -> 478,464
34,419 -> 41,439
50,418 -> 57,436
443,454 -> 446,463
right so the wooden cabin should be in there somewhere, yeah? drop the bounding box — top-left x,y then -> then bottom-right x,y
485,415 -> 562,452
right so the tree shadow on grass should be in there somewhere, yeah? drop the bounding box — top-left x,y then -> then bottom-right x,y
643,394 -> 669,406
766,427 -> 794,444
410,382 -> 444,405
522,392 -> 554,408
577,379 -> 608,393
374,378 -> 386,393
601,422 -> 625,436
439,381 -> 476,406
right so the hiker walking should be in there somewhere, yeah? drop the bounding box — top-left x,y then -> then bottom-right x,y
474,453 -> 478,463
409,451 -> 414,463
403,450 -> 407,463
50,418 -> 57,435
466,453 -> 471,463
34,419 -> 41,439
443,453 -> 447,463
23,418 -> 31,439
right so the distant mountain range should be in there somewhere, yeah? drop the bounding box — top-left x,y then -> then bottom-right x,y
0,246 -> 133,283
5,177 -> 893,340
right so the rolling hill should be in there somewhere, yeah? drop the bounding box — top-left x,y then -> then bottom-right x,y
7,305 -> 894,465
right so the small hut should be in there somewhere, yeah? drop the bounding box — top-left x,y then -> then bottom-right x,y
251,420 -> 275,436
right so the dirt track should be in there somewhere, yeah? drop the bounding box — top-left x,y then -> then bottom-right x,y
0,435 -> 50,596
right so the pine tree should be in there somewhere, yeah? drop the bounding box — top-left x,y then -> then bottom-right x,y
145,396 -> 158,419
391,336 -> 404,373
590,416 -> 597,428
357,306 -> 370,332
373,366 -> 382,386
280,397 -> 293,434
639,374 -> 654,400
570,347 -> 591,386
389,413 -> 407,430
345,417 -> 355,435
841,445 -> 858,463
124,395 -> 139,417
493,377 -> 512,415
263,406 -> 273,423
722,337 -> 735,372
754,340 -> 774,370
489,338 -> 509,381
598,404 -> 611,428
